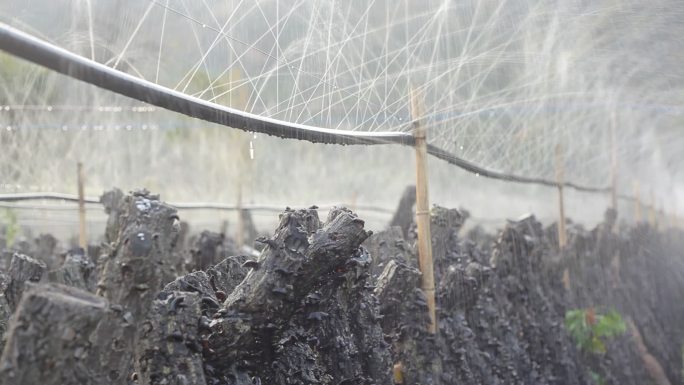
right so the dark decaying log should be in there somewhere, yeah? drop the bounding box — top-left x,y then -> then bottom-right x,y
269,245 -> 392,385
206,255 -> 248,297
429,206 -> 468,282
5,253 -> 46,311
134,291 -> 206,385
207,207 -> 374,378
0,284 -> 107,385
363,226 -> 414,277
240,209 -> 260,248
0,272 -> 10,340
163,270 -> 220,320
628,318 -> 672,385
191,231 -> 225,271
101,188 -> 126,244
93,190 -> 180,384
48,250 -> 96,292
375,259 -> 421,330
34,233 -> 59,269
97,189 -> 180,317
389,185 -> 416,238
375,258 -> 435,385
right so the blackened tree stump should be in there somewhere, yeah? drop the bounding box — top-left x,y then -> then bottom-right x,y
134,291 -> 206,385
389,185 -> 416,239
5,253 -> 46,311
0,284 -> 107,385
48,250 -> 96,292
93,190 -> 181,384
207,207 -> 375,379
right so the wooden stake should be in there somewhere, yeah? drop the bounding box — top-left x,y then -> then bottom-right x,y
410,86 -> 437,334
610,112 -> 618,212
634,181 -> 641,223
231,67 -> 249,250
350,191 -> 358,213
648,190 -> 656,227
393,362 -> 404,384
77,162 -> 87,251
555,144 -> 567,249
236,186 -> 244,250
670,212 -> 677,230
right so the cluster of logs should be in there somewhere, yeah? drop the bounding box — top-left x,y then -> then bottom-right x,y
0,185 -> 681,385
0,190 -> 414,385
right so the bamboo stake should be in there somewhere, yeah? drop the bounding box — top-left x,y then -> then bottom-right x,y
648,190 -> 656,228
555,144 -> 567,249
236,186 -> 244,250
671,211 -> 678,230
350,191 -> 358,213
76,162 -> 87,251
610,112 -> 618,212
410,86 -> 437,334
393,363 -> 404,384
634,181 -> 641,223
231,67 -> 249,250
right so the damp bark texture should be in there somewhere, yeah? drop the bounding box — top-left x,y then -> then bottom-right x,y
206,206 -> 393,384
92,190 -> 180,384
0,284 -> 107,385
389,185 -> 416,238
134,291 -> 206,385
5,253 -> 46,311
48,249 -> 96,292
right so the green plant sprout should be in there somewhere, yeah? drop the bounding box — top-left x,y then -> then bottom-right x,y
565,307 -> 626,354
1,208 -> 19,249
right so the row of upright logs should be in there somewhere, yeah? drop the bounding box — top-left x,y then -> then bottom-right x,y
0,189 -> 401,385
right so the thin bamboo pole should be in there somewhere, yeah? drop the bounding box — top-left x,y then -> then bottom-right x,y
634,181 -> 641,223
393,363 -> 404,384
555,144 -> 567,249
77,162 -> 87,251
610,112 -> 618,212
236,186 -> 244,250
648,190 -> 656,227
231,67 -> 249,250
410,86 -> 437,334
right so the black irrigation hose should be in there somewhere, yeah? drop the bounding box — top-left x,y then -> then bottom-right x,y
425,144 -> 612,193
0,23 -> 411,147
0,23 -> 617,195
0,193 -> 395,214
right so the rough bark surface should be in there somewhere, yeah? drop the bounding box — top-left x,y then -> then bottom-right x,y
206,207 -> 391,384
5,253 -> 46,311
0,272 -> 10,340
101,188 -> 126,244
240,209 -> 260,249
190,231 -> 226,271
363,226 -> 414,277
0,283 -> 107,385
134,291 -> 206,385
48,249 -> 96,292
388,185 -> 416,239
33,233 -> 59,269
206,255 -> 248,298
92,190 -> 180,384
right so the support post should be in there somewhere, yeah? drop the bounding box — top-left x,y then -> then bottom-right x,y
671,213 -> 677,229
648,190 -> 656,227
77,162 -> 87,251
634,181 -> 642,223
231,67 -> 249,250
236,186 -> 244,250
610,112 -> 618,212
410,87 -> 437,334
555,145 -> 567,249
